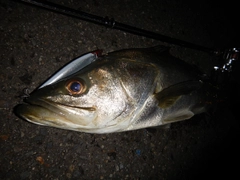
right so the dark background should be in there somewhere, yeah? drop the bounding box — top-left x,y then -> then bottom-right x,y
1,0 -> 239,179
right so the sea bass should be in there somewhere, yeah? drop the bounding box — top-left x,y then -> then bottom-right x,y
15,46 -> 215,133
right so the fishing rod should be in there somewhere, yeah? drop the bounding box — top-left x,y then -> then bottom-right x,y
13,0 -> 239,80
14,0 -> 214,53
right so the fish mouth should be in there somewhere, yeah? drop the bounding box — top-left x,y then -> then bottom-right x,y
15,97 -> 96,130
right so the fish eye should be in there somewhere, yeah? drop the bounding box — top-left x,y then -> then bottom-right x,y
66,79 -> 86,95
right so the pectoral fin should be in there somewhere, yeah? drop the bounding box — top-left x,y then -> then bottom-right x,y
158,96 -> 181,108
155,80 -> 202,108
163,111 -> 194,123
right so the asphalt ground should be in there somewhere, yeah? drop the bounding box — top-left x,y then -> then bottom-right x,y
1,0 -> 240,179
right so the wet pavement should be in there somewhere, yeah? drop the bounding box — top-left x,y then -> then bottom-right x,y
1,0 -> 240,179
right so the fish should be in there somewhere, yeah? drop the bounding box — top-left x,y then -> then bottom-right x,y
15,46 -> 216,134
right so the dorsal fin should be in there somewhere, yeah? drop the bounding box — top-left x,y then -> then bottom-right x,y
107,45 -> 170,61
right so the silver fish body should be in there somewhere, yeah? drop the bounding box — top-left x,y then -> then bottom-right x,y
15,46 -> 214,133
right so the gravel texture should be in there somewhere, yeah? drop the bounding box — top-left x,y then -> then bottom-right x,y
1,0 -> 240,179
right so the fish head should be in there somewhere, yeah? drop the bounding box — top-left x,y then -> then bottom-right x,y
16,59 -> 133,133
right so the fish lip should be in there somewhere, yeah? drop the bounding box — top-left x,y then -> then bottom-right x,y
16,97 -> 97,128
24,97 -> 96,112
15,103 -> 51,125
23,97 -> 58,114
20,96 -> 97,125
50,101 -> 96,111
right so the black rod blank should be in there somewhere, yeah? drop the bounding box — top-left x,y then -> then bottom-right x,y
14,0 -> 214,53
